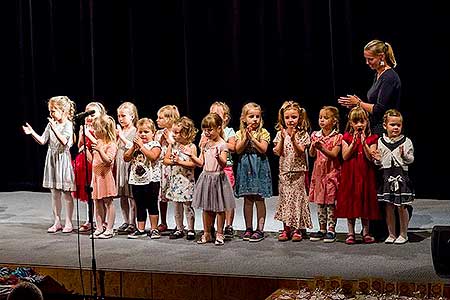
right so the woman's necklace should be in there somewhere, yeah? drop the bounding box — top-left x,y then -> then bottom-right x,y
377,66 -> 391,80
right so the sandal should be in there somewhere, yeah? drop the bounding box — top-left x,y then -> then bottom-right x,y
363,234 -> 376,244
197,233 -> 212,244
278,230 -> 290,242
215,233 -> 225,246
291,230 -> 303,242
47,224 -> 63,233
345,233 -> 356,245
78,223 -> 92,233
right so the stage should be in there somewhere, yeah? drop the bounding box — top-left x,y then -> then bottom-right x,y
1,191 -> 449,299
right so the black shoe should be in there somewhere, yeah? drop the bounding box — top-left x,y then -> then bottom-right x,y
309,231 -> 325,241
323,231 -> 336,243
127,230 -> 146,239
186,230 -> 196,240
224,225 -> 234,239
169,229 -> 184,239
117,223 -> 129,235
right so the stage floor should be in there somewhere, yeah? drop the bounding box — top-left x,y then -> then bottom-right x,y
1,191 -> 449,282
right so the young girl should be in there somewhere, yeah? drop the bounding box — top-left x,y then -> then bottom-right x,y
73,102 -> 106,232
335,106 -> 380,244
190,113 -> 236,245
209,101 -> 236,238
235,102 -> 272,242
124,118 -> 162,239
22,96 -> 76,233
373,109 -> 414,244
308,106 -> 342,243
87,115 -> 118,239
116,102 -> 138,235
273,101 -> 312,242
163,116 -> 198,240
155,105 -> 180,233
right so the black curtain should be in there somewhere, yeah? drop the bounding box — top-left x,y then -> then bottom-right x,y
6,0 -> 450,199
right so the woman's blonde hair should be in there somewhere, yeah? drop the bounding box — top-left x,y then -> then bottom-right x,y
118,101 -> 139,126
239,102 -> 263,135
210,101 -> 231,127
174,116 -> 198,143
157,105 -> 180,127
48,96 -> 76,121
364,39 -> 397,68
275,100 -> 310,134
93,115 -> 117,143
137,118 -> 157,134
345,106 -> 371,136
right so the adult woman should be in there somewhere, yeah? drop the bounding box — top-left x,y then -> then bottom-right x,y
338,39 -> 401,135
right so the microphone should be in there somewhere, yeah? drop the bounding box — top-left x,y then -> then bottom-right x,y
74,110 -> 96,120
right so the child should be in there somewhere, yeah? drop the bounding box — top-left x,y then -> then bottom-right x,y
373,109 -> 414,244
163,116 -> 198,240
87,115 -> 118,239
190,113 -> 236,245
22,96 -> 76,233
116,102 -> 138,235
209,101 -> 236,238
273,101 -> 312,242
235,102 -> 272,242
73,101 -> 106,232
124,118 -> 162,239
335,106 -> 380,244
308,106 -> 342,243
155,105 -> 180,233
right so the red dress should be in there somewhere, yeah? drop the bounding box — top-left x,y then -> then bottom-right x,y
72,130 -> 95,202
335,132 -> 380,220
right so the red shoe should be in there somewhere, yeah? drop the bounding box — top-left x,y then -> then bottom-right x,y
157,223 -> 168,232
363,234 -> 376,244
291,230 -> 303,242
345,233 -> 356,245
278,230 -> 290,242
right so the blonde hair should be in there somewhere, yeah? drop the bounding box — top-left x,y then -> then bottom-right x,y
275,100 -> 310,134
174,116 -> 198,143
137,118 -> 157,134
48,96 -> 76,121
86,101 -> 106,116
202,113 -> 224,138
210,101 -> 231,127
239,102 -> 263,135
157,105 -> 180,127
383,108 -> 403,124
118,101 -> 139,126
345,106 -> 371,136
320,105 -> 340,132
364,39 -> 397,68
93,115 -> 117,143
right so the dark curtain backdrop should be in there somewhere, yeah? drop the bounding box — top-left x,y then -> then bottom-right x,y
4,1 -> 449,199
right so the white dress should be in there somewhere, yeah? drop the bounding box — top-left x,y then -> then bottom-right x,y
115,127 -> 136,197
42,121 -> 76,191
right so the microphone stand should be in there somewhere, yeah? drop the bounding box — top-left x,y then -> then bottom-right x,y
77,117 -> 100,300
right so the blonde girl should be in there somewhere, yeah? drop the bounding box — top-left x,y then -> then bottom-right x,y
124,118 -> 162,239
163,117 -> 198,240
373,109 -> 414,244
335,107 -> 380,244
22,96 -> 76,233
273,101 -> 312,242
209,101 -> 236,238
87,115 -> 118,239
73,101 -> 106,232
308,106 -> 342,243
155,105 -> 180,233
235,102 -> 272,242
116,102 -> 138,235
190,113 -> 236,246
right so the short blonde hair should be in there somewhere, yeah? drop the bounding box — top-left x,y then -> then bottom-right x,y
93,115 -> 117,143
137,118 -> 157,134
157,105 -> 180,127
210,101 -> 231,126
118,101 -> 139,126
174,116 -> 198,143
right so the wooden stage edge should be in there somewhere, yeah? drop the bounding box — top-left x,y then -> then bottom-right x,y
1,263 -> 449,300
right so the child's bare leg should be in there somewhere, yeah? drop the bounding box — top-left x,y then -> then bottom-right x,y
225,208 -> 235,227
174,202 -> 184,231
216,212 -> 225,234
120,196 -> 130,224
103,197 -> 115,231
243,196 -> 254,229
255,197 -> 266,232
398,205 -> 409,239
184,202 -> 195,231
347,218 -> 356,235
62,191 -> 74,228
385,203 -> 396,238
50,189 -> 62,226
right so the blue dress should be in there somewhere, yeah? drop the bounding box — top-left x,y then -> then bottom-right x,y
234,128 -> 273,198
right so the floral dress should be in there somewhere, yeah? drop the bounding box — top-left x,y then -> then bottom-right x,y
166,142 -> 195,202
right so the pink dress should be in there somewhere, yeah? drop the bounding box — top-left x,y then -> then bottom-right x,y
91,142 -> 118,200
335,132 -> 380,220
309,130 -> 342,205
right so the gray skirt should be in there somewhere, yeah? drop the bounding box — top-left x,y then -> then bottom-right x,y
193,171 -> 236,212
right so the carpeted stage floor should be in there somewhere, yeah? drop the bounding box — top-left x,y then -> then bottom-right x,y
1,191 -> 449,283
